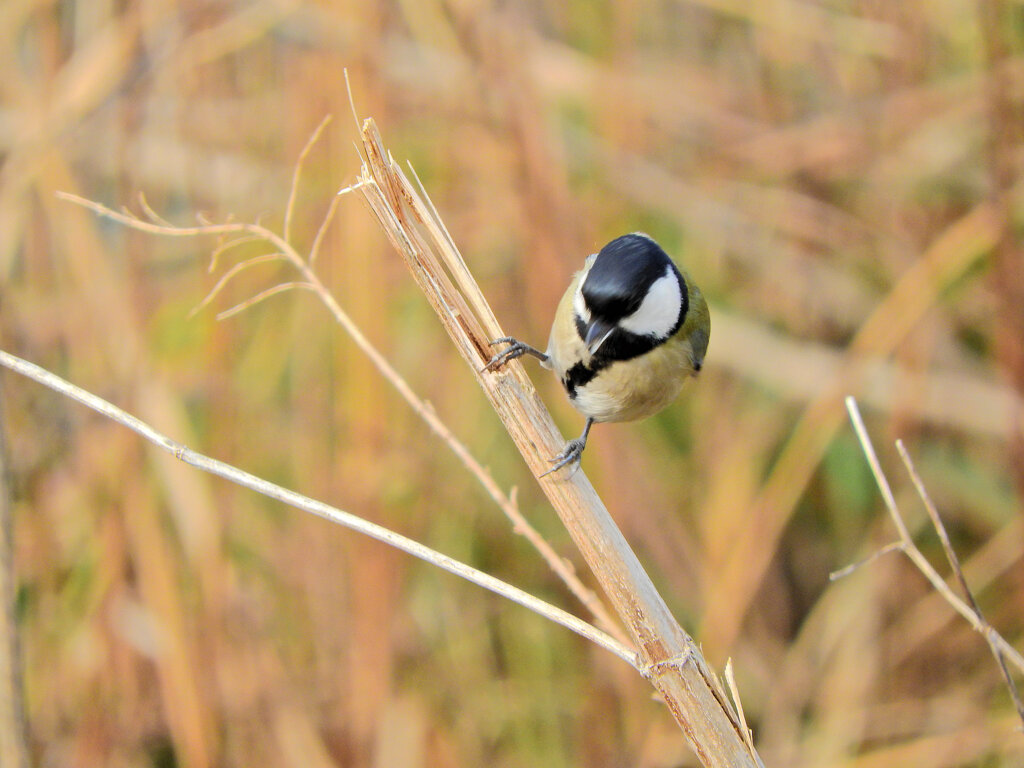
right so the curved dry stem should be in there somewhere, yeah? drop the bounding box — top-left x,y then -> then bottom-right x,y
189,252 -> 285,318
215,281 -> 316,320
285,114 -> 333,244
309,193 -> 342,265
207,234 -> 265,273
136,192 -> 174,227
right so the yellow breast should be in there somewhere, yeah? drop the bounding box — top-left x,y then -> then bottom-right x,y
569,337 -> 697,422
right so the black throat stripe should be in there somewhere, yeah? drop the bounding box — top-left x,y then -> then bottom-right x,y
565,321 -> 664,400
563,360 -> 601,399
562,330 -> 657,399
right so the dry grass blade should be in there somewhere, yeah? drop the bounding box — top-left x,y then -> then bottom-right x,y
351,116 -> 759,768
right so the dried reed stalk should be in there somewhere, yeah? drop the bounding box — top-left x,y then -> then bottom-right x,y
352,117 -> 761,767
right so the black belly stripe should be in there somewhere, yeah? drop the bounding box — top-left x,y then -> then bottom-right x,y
563,329 -> 661,400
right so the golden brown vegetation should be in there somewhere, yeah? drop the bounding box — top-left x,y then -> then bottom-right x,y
1,1 -> 1023,766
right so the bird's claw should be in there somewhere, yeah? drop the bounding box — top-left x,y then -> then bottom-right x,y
540,438 -> 585,478
482,337 -> 530,372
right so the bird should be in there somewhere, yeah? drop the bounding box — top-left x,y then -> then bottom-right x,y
485,232 -> 710,476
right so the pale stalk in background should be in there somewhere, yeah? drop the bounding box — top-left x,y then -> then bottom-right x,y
0,349 -> 635,667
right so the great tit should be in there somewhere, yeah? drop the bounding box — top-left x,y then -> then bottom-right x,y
486,233 -> 710,475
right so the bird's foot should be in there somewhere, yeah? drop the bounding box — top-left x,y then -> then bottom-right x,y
482,337 -> 548,372
540,438 -> 586,478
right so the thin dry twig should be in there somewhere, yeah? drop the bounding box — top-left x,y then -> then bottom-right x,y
284,115 -> 333,244
136,192 -> 174,227
188,253 -> 284,318
828,540 -> 904,581
215,281 -> 316,320
840,396 -> 1024,727
0,350 -> 635,666
895,441 -> 977,611
309,193 -> 342,265
207,233 -> 265,274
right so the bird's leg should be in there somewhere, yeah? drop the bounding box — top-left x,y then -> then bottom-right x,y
541,418 -> 594,478
482,337 -> 550,372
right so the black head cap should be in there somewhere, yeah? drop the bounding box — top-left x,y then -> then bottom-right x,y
581,234 -> 674,321
574,234 -> 690,362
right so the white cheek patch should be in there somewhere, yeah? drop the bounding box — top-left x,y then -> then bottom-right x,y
573,257 -> 596,323
618,266 -> 681,339
573,286 -> 590,323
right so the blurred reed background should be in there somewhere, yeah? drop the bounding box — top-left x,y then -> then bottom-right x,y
1,0 -> 1023,766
